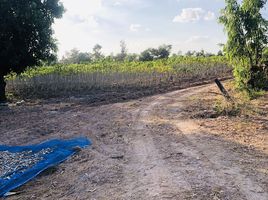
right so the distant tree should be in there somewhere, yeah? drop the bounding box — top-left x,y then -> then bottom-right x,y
156,45 -> 172,59
219,0 -> 268,90
116,40 -> 128,61
92,44 -> 104,61
217,50 -> 224,56
126,53 -> 139,62
139,49 -> 155,61
139,45 -> 172,61
185,51 -> 195,57
177,51 -> 183,56
61,49 -> 91,64
205,52 -> 215,57
0,0 -> 64,102
106,53 -> 116,62
195,49 -> 205,57
77,52 -> 92,63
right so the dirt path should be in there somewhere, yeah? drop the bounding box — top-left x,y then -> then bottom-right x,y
1,84 -> 267,200
121,87 -> 267,200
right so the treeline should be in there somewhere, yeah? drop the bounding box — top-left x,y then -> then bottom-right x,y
60,41 -> 224,64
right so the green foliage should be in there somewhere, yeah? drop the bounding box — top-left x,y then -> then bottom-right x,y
125,54 -> 139,62
156,45 -> 172,59
139,49 -> 155,61
139,45 -> 172,61
0,0 -> 64,101
61,49 -> 92,64
0,0 -> 64,75
115,40 -> 128,61
232,58 -> 251,89
7,56 -> 230,79
263,47 -> 268,60
6,56 -> 232,99
213,82 -> 265,117
214,100 -> 242,116
184,50 -> 216,57
92,44 -> 104,61
219,0 -> 268,90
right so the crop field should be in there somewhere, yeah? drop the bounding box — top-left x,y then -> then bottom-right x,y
6,56 -> 231,99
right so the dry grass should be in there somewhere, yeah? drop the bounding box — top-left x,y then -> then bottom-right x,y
6,65 -> 231,99
212,81 -> 266,117
183,81 -> 268,152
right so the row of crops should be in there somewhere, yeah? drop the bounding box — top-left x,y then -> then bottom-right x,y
6,56 -> 232,98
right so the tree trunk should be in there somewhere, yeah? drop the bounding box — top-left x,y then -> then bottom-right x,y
0,74 -> 7,102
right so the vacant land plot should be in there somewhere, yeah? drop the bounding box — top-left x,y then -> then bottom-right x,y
0,83 -> 267,200
6,56 -> 230,99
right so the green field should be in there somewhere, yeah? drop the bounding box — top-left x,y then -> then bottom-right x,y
6,56 -> 232,98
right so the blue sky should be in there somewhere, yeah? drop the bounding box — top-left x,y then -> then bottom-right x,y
53,0 -> 267,57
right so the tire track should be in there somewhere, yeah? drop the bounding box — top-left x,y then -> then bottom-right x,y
122,84 -> 268,200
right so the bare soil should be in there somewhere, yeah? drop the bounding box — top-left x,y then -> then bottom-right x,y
0,83 -> 267,200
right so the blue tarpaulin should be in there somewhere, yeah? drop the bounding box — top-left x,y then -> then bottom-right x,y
0,137 -> 91,197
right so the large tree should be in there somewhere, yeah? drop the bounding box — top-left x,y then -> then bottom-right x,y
0,0 -> 64,102
219,0 -> 268,90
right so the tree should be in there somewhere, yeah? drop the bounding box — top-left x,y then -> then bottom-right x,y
61,49 -> 91,64
185,51 -> 195,57
156,45 -> 172,59
116,40 -> 128,61
195,49 -> 206,57
264,47 -> 268,60
0,0 -> 64,102
139,48 -> 155,61
139,45 -> 172,61
219,0 -> 268,90
217,50 -> 224,56
92,44 -> 104,61
177,51 -> 183,56
126,53 -> 139,62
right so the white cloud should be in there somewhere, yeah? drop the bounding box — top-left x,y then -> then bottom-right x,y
186,36 -> 210,43
110,0 -> 148,7
204,11 -> 215,21
173,8 -> 215,23
53,0 -> 104,56
52,1 -> 224,57
55,0 -> 102,31
62,0 -> 102,16
66,15 -> 99,28
113,1 -> 121,6
129,24 -> 151,33
129,24 -> 142,32
173,8 -> 205,23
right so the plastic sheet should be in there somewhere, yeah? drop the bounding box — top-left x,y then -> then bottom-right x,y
0,137 -> 91,197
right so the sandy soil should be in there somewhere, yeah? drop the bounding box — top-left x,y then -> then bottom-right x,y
0,83 -> 267,200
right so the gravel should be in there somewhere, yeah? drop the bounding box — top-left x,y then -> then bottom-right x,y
0,148 -> 52,181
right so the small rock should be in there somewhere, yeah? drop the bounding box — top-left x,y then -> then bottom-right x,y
110,155 -> 124,159
16,100 -> 25,106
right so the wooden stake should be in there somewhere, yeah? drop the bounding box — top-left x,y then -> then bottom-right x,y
215,79 -> 232,101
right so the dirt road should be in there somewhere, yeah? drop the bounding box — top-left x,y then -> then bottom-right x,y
1,84 -> 267,200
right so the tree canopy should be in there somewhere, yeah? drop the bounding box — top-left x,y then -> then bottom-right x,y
139,45 -> 172,61
0,0 -> 64,101
61,49 -> 92,64
219,0 -> 268,90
